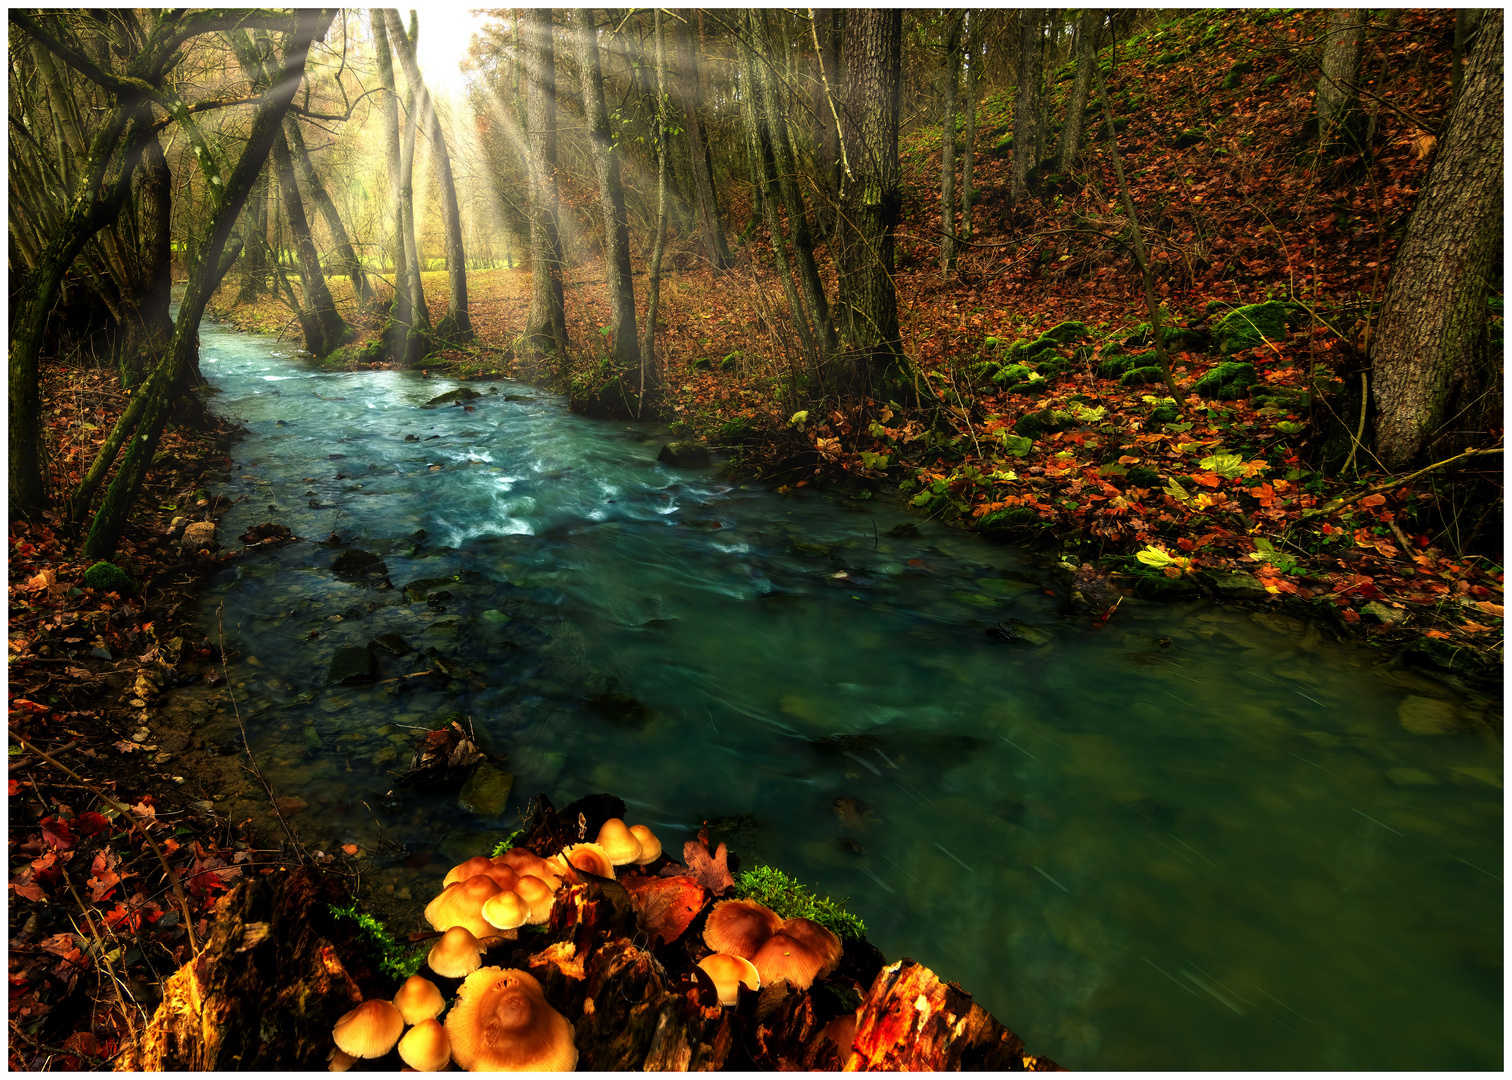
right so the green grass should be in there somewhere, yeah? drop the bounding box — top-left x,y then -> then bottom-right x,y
733,864 -> 867,940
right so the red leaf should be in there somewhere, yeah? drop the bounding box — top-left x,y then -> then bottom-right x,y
41,816 -> 75,852
1190,472 -> 1221,488
74,811 -> 111,837
623,874 -> 709,945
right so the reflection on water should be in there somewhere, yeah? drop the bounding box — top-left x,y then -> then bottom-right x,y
194,322 -> 1502,1070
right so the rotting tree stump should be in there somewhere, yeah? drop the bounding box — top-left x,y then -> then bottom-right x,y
119,798 -> 1062,1071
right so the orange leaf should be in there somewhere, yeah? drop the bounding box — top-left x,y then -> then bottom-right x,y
1423,629 -> 1451,639
623,874 -> 709,946
1359,494 -> 1387,508
1190,472 -> 1221,488
341,843 -> 360,857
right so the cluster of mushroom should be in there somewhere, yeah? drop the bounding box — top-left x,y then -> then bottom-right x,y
328,820 -> 663,1071
696,899 -> 843,1005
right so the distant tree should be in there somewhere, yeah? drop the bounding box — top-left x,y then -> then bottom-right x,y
639,8 -> 669,414
523,7 -> 568,356
1370,9 -> 1502,470
1055,10 -> 1101,173
1316,9 -> 1366,146
674,9 -> 732,269
1011,10 -> 1047,203
939,10 -> 963,276
958,11 -> 979,248
372,8 -> 429,364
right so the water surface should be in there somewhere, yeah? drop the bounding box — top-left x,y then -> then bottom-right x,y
192,319 -> 1502,1070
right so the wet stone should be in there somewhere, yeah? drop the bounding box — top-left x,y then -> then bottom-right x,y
1398,695 -> 1459,736
328,645 -> 376,685
302,725 -> 322,750
457,763 -> 515,817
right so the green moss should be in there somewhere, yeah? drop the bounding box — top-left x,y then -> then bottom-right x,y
734,864 -> 866,941
327,901 -> 428,981
1096,351 -> 1152,378
83,561 -> 135,595
490,827 -> 529,857
1149,405 -> 1182,425
992,363 -> 1037,386
1041,321 -> 1089,343
1005,337 -> 1059,362
1212,300 -> 1297,354
979,506 -> 1045,531
1119,366 -> 1167,387
1193,360 -> 1257,400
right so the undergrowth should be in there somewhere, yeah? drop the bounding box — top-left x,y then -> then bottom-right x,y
327,901 -> 427,982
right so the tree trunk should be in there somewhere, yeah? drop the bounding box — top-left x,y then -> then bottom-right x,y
236,169 -> 272,304
575,8 -> 640,373
283,115 -> 372,308
384,8 -> 471,340
119,129 -> 174,388
640,10 -> 670,415
82,9 -> 334,560
1316,9 -> 1366,145
810,9 -> 845,240
1370,9 -> 1502,470
675,9 -> 732,270
835,8 -> 907,398
270,130 -> 346,358
959,12 -> 978,247
524,7 -> 568,357
395,14 -> 432,364
940,11 -> 963,276
1011,11 -> 1046,204
1055,10 -> 1100,173
372,8 -> 412,365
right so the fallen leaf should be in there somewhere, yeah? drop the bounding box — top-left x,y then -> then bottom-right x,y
683,836 -> 735,897
623,874 -> 709,945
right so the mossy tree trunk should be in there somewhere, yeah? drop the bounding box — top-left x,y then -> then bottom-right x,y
1011,10 -> 1046,204
283,114 -> 371,309
523,7 -> 568,357
939,10 -> 963,277
1055,10 -> 1101,173
1370,10 -> 1503,471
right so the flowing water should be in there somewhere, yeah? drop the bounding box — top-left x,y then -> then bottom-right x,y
190,318 -> 1502,1070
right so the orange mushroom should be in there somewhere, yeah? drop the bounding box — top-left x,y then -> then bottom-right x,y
397,1018 -> 452,1071
629,823 -> 662,864
425,874 -> 503,939
559,842 -> 616,880
697,952 -> 761,1006
701,898 -> 783,959
392,975 -> 445,1025
776,917 -> 842,979
514,874 -> 557,924
332,998 -> 405,1059
443,855 -> 496,888
427,925 -> 486,979
494,847 -> 563,889
481,889 -> 531,932
752,931 -> 830,990
445,966 -> 578,1071
594,818 -> 643,865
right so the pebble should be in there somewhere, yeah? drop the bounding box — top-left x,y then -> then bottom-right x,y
132,728 -> 150,742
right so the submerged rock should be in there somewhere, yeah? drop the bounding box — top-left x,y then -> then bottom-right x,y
423,386 -> 483,407
1199,569 -> 1269,601
328,645 -> 376,685
331,548 -> 389,582
1398,695 -> 1459,736
182,521 -> 218,552
458,763 -> 515,817
986,619 -> 1053,647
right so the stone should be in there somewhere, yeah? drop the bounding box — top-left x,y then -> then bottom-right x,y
331,549 -> 388,580
1360,601 -> 1406,625
181,521 -> 218,552
372,747 -> 399,768
302,725 -> 322,750
480,609 -> 511,625
423,386 -> 483,407
275,796 -> 308,816
1200,570 -> 1270,602
1212,300 -> 1296,354
1398,695 -> 1459,735
657,440 -> 712,468
369,633 -> 413,656
458,764 -> 514,817
987,619 -> 1053,647
328,645 -> 376,685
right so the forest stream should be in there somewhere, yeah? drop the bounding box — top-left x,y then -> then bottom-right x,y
180,317 -> 1501,1070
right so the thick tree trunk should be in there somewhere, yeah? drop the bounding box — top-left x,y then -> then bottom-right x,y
960,12 -> 978,247
236,169 -> 272,304
270,131 -> 346,358
384,8 -> 471,340
940,11 -> 963,276
283,115 -> 371,308
1055,10 -> 1100,173
395,15 -> 432,365
1370,10 -> 1503,470
118,129 -> 175,388
675,10 -> 732,270
835,9 -> 907,398
1011,11 -> 1046,204
524,7 -> 568,356
1316,9 -> 1366,145
575,8 -> 640,373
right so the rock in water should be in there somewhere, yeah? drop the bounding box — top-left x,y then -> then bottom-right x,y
182,521 -> 218,552
423,387 -> 483,407
1397,695 -> 1459,735
458,764 -> 515,817
394,721 -> 485,789
328,645 -> 376,685
658,441 -> 712,468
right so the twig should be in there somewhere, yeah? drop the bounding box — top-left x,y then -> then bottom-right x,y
215,604 -> 310,864
1301,447 -> 1504,520
1341,369 -> 1368,476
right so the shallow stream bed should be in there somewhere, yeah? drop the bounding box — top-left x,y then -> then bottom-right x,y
187,319 -> 1501,1070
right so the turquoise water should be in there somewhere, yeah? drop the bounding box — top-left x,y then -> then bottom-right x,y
193,320 -> 1502,1070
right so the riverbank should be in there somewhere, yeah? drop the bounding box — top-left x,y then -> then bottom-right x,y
207,269 -> 1504,699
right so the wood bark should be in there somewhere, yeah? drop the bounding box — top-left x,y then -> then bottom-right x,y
940,11 -> 963,276
960,12 -> 978,246
270,129 -> 346,358
1370,9 -> 1503,470
1011,11 -> 1046,203
1055,10 -> 1101,173
283,115 -> 372,308
834,8 -> 907,397
1316,9 -> 1366,144
809,8 -> 846,239
675,9 -> 732,270
640,9 -> 670,414
236,168 -> 272,304
384,8 -> 471,340
371,9 -> 417,363
524,7 -> 568,356
575,8 -> 640,373
395,11 -> 432,362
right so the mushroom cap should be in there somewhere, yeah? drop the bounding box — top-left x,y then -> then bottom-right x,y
443,855 -> 496,888
702,898 -> 783,959
425,874 -> 503,939
777,917 -> 843,979
697,952 -> 761,1006
482,864 -> 521,892
751,931 -> 827,990
328,1047 -> 357,1072
427,925 -> 486,979
820,1012 -> 858,1060
392,975 -> 445,1025
593,818 -> 643,865
629,824 -> 662,865
332,998 -> 405,1059
494,848 -> 563,889
560,842 -> 616,880
445,966 -> 578,1072
514,874 -> 557,924
397,1018 -> 452,1071
482,889 -> 532,932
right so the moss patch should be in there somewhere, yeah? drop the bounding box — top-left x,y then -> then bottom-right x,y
733,864 -> 866,940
